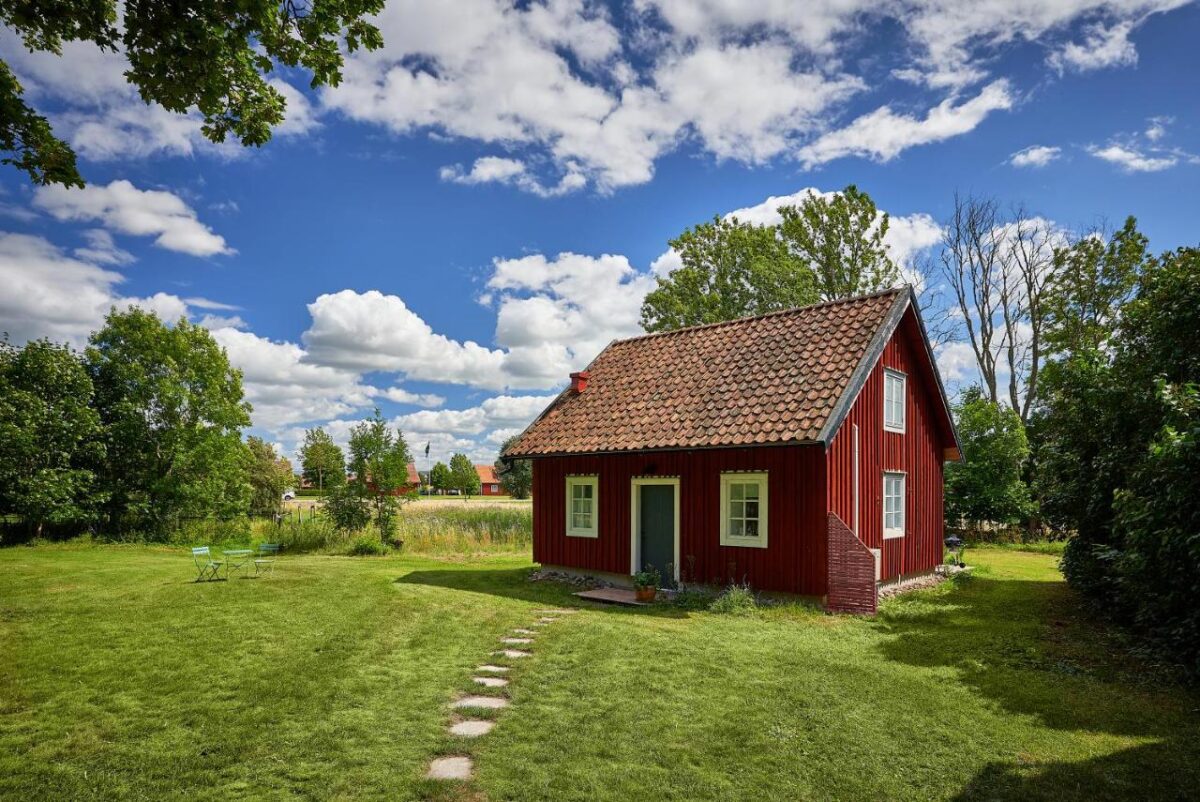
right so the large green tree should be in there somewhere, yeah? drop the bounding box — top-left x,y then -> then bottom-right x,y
777,185 -> 899,301
944,386 -> 1034,535
86,308 -> 251,535
0,0 -> 384,187
246,436 -> 293,516
429,461 -> 452,495
448,453 -> 480,498
495,437 -> 532,499
641,215 -> 816,332
1034,232 -> 1200,670
345,409 -> 413,542
299,426 -> 345,494
640,185 -> 899,332
0,338 -> 105,537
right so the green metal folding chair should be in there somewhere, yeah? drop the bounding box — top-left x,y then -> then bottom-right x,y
192,546 -> 224,582
254,543 -> 280,577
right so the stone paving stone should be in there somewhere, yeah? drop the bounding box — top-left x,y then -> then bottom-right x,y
501,637 -> 533,645
475,664 -> 510,673
449,719 -> 494,738
512,628 -> 537,635
473,676 -> 509,688
426,756 -> 472,780
493,649 -> 532,658
453,695 -> 509,710
536,617 -> 559,623
535,609 -> 578,614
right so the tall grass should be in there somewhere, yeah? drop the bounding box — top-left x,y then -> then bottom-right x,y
394,504 -> 532,554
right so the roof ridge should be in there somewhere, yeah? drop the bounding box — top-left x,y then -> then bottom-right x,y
618,286 -> 908,346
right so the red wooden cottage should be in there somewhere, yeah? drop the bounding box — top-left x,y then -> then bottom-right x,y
475,464 -> 507,496
502,288 -> 960,613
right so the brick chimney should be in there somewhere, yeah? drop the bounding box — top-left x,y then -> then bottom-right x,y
569,370 -> 590,393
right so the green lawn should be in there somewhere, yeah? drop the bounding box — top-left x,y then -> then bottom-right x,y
1,546 -> 1196,801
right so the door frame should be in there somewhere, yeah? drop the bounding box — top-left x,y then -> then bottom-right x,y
629,476 -> 681,583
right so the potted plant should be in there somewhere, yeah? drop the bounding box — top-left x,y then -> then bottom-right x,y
633,566 -> 660,602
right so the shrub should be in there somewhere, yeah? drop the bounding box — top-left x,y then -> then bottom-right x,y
325,484 -> 371,534
347,534 -> 388,556
257,516 -> 344,554
709,584 -> 758,615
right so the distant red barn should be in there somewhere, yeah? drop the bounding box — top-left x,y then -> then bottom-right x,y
476,464 -> 507,496
502,288 -> 960,613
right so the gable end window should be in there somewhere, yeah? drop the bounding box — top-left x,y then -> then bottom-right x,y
566,476 -> 599,538
884,369 -> 906,433
719,472 -> 769,548
883,472 -> 905,539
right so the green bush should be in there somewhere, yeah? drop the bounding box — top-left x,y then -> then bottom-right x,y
347,535 -> 388,556
709,584 -> 758,615
255,516 -> 344,554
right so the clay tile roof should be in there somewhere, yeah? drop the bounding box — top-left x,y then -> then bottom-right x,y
505,288 -> 911,457
475,464 -> 498,484
406,462 -> 420,485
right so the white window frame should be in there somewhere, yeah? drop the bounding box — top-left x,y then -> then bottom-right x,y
884,368 -> 906,433
565,475 -> 599,538
719,472 -> 769,549
883,472 -> 905,539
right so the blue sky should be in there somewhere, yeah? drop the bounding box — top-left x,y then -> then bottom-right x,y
1,0 -> 1197,467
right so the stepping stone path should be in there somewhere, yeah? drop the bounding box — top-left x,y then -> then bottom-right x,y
473,676 -> 508,688
425,607 -> 581,784
427,756 -> 473,780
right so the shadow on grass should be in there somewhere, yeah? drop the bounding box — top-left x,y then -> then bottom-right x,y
877,575 -> 1200,801
395,567 -> 689,618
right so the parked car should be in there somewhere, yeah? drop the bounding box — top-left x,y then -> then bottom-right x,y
282,489 -> 296,501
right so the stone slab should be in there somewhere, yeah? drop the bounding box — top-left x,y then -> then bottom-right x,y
426,756 -> 472,780
493,649 -> 532,658
501,637 -> 533,645
473,676 -> 509,687
453,695 -> 509,710
512,628 -> 537,635
449,719 -> 495,737
476,664 -> 510,673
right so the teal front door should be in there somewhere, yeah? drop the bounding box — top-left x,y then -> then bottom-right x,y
639,484 -> 675,587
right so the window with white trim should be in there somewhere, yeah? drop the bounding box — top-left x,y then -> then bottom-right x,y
720,472 -> 768,548
565,476 -> 598,537
884,369 -> 906,433
883,472 -> 905,539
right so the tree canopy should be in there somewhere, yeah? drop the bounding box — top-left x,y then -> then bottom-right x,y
945,386 -> 1033,532
86,308 -> 251,534
300,426 -> 345,494
495,437 -> 532,499
429,461 -> 452,494
246,437 -> 293,516
344,409 -> 413,542
0,338 -> 105,536
640,185 -> 900,332
448,453 -> 480,497
0,0 -> 384,186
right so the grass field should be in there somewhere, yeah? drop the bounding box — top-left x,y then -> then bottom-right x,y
1,546 -> 1196,801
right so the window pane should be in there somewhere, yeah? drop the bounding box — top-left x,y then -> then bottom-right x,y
580,512 -> 591,529
744,501 -> 759,520
730,519 -> 744,536
743,483 -> 759,500
730,483 -> 743,501
731,500 -> 744,519
745,519 -> 758,536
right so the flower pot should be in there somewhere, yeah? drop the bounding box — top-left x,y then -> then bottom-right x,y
635,586 -> 657,602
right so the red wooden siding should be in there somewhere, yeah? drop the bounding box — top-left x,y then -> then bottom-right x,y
531,445 -> 828,595
826,309 -> 947,581
826,513 -> 877,613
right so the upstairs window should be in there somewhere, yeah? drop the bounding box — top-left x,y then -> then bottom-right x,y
566,476 -> 598,537
884,369 -> 906,433
720,472 -> 769,548
884,472 -> 905,539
